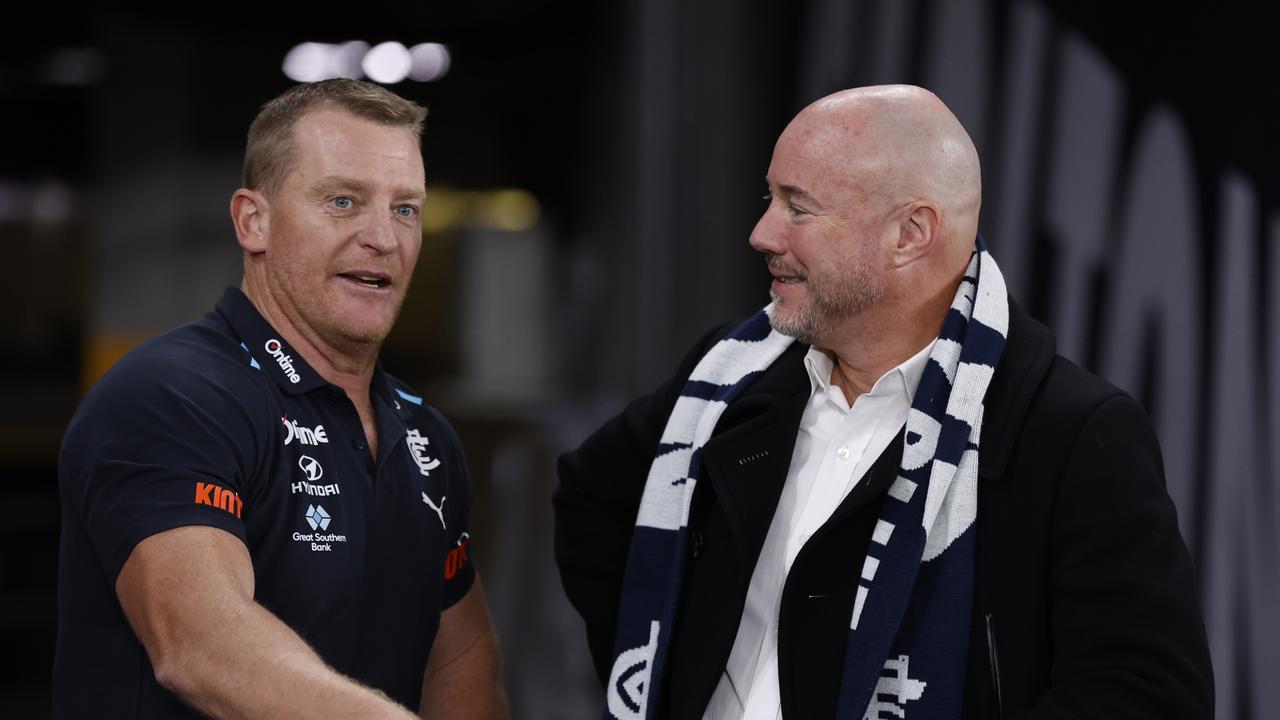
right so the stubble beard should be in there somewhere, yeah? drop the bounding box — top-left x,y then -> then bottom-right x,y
766,255 -> 884,345
323,286 -> 407,349
270,264 -> 407,354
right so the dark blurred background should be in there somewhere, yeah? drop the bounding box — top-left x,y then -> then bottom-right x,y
3,1 -> 1277,717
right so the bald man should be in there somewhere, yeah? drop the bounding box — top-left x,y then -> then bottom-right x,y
554,86 -> 1212,719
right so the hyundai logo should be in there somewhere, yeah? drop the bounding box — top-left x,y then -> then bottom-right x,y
298,454 -> 324,482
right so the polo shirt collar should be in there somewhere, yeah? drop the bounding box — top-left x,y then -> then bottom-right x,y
215,287 -> 329,395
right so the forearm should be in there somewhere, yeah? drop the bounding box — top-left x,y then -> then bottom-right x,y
418,631 -> 507,720
154,597 -> 416,720
118,527 -> 416,720
418,579 -> 508,719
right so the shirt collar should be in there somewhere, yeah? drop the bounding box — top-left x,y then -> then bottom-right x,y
803,338 -> 938,404
215,286 -> 330,395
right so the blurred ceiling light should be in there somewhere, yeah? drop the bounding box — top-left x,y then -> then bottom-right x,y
334,40 -> 371,78
421,188 -> 467,234
43,48 -> 104,86
419,188 -> 541,234
409,43 -> 451,82
479,190 -> 540,232
283,42 -> 334,82
362,41 -> 412,84
31,181 -> 72,227
0,182 -> 20,222
283,41 -> 369,82
0,180 -> 74,225
283,41 -> 448,83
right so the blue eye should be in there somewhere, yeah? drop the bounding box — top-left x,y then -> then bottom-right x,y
332,197 -> 353,209
395,205 -> 417,218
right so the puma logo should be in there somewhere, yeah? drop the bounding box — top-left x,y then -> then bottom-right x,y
421,491 -> 446,529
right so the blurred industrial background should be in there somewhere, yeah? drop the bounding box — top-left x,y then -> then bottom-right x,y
3,0 -> 1277,717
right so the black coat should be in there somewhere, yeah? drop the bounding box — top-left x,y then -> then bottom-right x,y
554,300 -> 1213,719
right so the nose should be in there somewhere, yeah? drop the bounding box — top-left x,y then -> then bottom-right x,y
360,210 -> 399,254
748,203 -> 786,256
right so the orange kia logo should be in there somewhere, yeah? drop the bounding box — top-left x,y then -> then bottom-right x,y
195,481 -> 243,518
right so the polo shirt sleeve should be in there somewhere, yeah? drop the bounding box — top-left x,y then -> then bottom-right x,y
427,407 -> 476,609
59,347 -> 271,583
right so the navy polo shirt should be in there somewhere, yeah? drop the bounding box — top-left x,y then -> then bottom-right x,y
54,287 -> 475,718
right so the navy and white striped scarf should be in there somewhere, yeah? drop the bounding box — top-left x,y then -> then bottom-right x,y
606,241 -> 1008,719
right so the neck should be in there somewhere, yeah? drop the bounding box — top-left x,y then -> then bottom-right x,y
817,278 -> 957,402
241,274 -> 379,404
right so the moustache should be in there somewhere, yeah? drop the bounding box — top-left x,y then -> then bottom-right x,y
766,254 -> 806,280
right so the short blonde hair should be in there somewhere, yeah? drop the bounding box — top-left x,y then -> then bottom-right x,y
242,78 -> 427,196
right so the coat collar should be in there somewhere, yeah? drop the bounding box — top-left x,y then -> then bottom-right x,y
697,295 -> 1056,477
690,296 -> 1056,566
975,297 -> 1057,481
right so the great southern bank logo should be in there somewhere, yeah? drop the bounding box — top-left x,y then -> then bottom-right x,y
296,505 -> 346,552
304,504 -> 331,531
264,339 -> 302,384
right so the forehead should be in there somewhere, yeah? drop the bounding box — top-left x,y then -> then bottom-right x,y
287,107 -> 425,190
767,114 -> 871,203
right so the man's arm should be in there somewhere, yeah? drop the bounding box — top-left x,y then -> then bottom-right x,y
418,577 -> 508,719
117,525 -> 417,720
1019,396 -> 1214,719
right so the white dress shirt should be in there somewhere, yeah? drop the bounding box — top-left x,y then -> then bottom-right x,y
702,339 -> 936,720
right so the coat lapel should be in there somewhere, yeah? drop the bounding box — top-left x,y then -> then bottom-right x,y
819,429 -> 906,532
699,343 -> 809,575
665,344 -> 809,714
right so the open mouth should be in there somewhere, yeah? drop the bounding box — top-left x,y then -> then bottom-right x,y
337,272 -> 391,289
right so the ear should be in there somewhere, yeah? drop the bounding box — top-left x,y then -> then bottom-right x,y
230,189 -> 269,254
892,201 -> 940,268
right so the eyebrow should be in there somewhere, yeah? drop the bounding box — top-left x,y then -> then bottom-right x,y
311,176 -> 426,202
772,182 -> 822,208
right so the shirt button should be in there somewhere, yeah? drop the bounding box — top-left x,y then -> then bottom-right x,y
836,446 -> 850,460
352,438 -> 366,451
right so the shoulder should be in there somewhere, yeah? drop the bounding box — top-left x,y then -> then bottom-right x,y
994,349 -> 1160,494
1032,354 -> 1148,444
1037,355 -> 1132,420
63,316 -> 276,462
95,315 -> 270,405
982,300 -> 1155,478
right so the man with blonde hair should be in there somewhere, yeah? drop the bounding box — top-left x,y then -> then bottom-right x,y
56,79 -> 507,719
555,85 -> 1212,718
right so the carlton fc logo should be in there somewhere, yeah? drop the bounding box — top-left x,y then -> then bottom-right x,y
607,621 -> 660,720
405,428 -> 442,477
